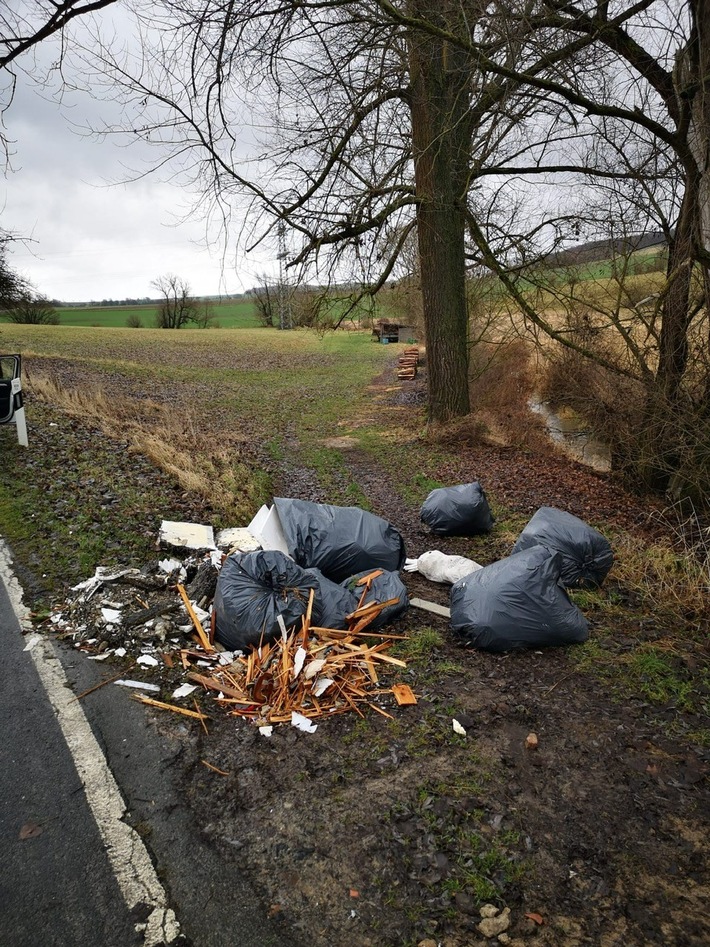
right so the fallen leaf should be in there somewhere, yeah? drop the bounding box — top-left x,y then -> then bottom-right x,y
525,912 -> 545,925
19,821 -> 43,840
349,888 -> 360,898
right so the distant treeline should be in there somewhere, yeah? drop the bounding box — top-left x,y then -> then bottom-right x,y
57,293 -> 248,308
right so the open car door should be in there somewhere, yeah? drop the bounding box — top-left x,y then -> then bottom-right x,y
0,354 -> 28,446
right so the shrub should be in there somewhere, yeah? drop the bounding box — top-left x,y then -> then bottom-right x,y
8,296 -> 59,325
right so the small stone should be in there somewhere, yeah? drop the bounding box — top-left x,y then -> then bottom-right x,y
525,732 -> 539,750
480,904 -> 499,918
478,907 -> 511,938
417,941 -> 439,947
498,935 -> 511,945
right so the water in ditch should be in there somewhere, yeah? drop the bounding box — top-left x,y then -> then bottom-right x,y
529,399 -> 611,472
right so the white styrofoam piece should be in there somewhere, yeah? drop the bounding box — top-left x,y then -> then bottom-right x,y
137,654 -> 160,667
249,504 -> 290,556
114,679 -> 161,692
158,520 -> 216,550
215,527 -> 262,552
247,504 -> 270,538
291,711 -> 318,733
172,683 -> 197,699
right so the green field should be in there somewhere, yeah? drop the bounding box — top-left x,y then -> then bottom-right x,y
0,297 -> 261,329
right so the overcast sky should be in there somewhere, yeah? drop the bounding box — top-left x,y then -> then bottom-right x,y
1,28 -> 270,304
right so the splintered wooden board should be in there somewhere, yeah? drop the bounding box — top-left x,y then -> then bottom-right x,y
392,684 -> 418,706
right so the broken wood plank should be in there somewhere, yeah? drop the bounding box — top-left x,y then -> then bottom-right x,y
392,684 -> 418,706
176,583 -> 213,652
346,597 -> 400,621
194,697 -> 209,734
187,671 -> 249,701
355,569 -> 384,587
132,695 -> 210,721
409,597 -> 451,619
70,666 -> 135,702
301,588 -> 315,647
368,703 -> 394,720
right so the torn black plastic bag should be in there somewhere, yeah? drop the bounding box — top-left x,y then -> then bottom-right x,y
213,550 -> 318,652
341,570 -> 409,630
512,506 -> 613,588
450,545 -> 589,652
420,482 -> 494,536
305,568 -> 359,630
273,497 -> 406,583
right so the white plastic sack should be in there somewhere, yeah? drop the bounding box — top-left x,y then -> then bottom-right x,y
404,550 -> 483,584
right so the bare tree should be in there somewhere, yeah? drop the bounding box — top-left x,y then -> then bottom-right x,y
1,0 -> 120,162
73,0 -> 595,424
450,1 -> 710,496
7,0 -> 708,496
0,231 -> 30,307
151,274 -> 199,328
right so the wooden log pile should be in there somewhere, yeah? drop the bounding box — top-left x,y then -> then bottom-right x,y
397,346 -> 420,380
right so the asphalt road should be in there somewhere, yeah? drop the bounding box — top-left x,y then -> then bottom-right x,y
0,550 -> 300,947
0,574 -> 143,947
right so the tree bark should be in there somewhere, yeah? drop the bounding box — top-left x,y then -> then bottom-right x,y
408,0 -> 472,424
637,2 -> 709,492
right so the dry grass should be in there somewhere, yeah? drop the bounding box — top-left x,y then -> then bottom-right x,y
27,373 -> 267,523
612,502 -> 710,630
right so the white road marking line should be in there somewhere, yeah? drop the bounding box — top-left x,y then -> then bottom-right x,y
0,540 -> 180,945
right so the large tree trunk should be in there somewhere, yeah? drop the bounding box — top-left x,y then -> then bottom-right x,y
636,2 -> 710,494
408,1 -> 472,424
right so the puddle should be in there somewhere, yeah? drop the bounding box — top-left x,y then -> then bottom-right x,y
529,399 -> 611,472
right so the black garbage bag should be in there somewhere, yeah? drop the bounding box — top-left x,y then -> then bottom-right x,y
213,550 -> 318,652
273,497 -> 406,583
511,506 -> 613,588
420,482 -> 494,536
341,569 -> 409,630
450,545 -> 589,652
305,568 -> 359,630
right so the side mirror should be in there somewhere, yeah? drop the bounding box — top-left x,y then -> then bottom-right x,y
0,354 -> 28,446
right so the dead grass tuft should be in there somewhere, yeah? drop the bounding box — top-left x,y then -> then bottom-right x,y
468,338 -> 549,449
612,502 -> 710,630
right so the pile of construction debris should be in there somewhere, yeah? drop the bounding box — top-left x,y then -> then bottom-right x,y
47,512 -> 416,732
45,493 -> 615,730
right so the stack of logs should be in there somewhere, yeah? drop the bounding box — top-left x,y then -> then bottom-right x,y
397,346 -> 420,380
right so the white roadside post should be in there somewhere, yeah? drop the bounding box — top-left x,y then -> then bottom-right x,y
11,376 -> 28,447
0,354 -> 28,447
